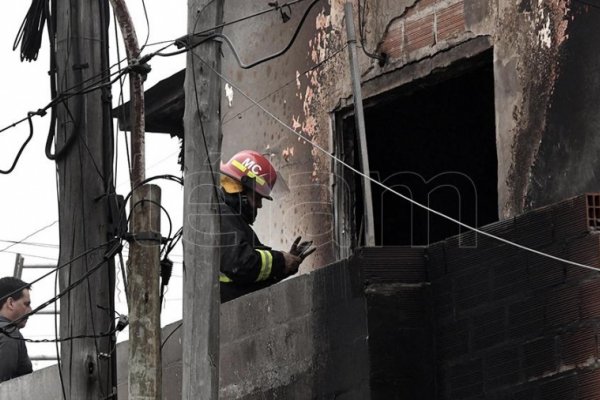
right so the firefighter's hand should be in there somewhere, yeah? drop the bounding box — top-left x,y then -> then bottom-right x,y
289,236 -> 316,260
282,251 -> 302,276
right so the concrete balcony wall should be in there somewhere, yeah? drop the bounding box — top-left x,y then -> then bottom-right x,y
0,259 -> 370,400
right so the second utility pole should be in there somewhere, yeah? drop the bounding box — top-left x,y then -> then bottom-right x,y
110,0 -> 162,399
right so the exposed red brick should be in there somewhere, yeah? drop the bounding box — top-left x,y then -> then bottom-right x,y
381,20 -> 403,60
405,14 -> 435,53
560,326 -> 597,366
436,1 -> 465,42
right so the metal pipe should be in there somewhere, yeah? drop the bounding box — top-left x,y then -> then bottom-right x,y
345,2 -> 375,246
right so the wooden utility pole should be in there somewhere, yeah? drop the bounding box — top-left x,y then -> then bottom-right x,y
110,1 -> 163,399
127,184 -> 162,400
55,0 -> 116,398
182,0 -> 223,398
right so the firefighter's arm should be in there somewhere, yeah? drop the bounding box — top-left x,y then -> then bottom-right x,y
220,224 -> 290,283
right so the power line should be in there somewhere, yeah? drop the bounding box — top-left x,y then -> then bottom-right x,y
0,221 -> 57,254
0,240 -> 118,305
0,239 -> 59,249
176,0 -> 321,70
0,0 -> 311,141
193,52 -> 600,274
3,241 -> 121,330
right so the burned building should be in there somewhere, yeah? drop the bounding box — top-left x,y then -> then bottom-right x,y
6,0 -> 600,399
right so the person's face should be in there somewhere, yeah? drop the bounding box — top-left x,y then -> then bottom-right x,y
247,193 -> 263,210
7,289 -> 32,328
244,192 -> 263,224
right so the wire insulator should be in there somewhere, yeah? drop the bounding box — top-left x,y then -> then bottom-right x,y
160,258 -> 173,287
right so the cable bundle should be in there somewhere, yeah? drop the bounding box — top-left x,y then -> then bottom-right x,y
13,0 -> 49,62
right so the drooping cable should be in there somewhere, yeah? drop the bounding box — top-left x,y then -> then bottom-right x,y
357,0 -> 387,65
171,0 -> 321,70
0,112 -> 39,174
3,241 -> 120,331
194,52 -> 600,274
0,240 -> 118,306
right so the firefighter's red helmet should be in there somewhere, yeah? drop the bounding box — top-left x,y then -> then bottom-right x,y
220,150 -> 277,200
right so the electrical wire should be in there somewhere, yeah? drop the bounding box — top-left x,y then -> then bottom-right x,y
0,220 -> 57,254
1,327 -> 119,343
222,44 -> 348,126
357,0 -> 387,64
161,227 -> 182,258
0,112 -> 38,174
76,136 -> 105,395
1,0 -> 311,140
3,245 -> 119,330
0,239 -> 59,249
0,240 -> 118,305
190,0 -> 308,39
160,321 -> 182,350
139,0 -> 151,52
194,52 -> 600,274
54,260 -> 67,400
52,141 -> 67,400
13,0 -> 47,62
127,199 -> 174,242
170,0 -> 321,70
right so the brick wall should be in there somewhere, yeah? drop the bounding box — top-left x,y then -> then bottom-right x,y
381,0 -> 467,60
354,247 -> 435,399
428,194 -> 600,399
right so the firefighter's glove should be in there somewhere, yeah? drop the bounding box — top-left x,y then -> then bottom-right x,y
282,251 -> 302,277
289,236 -> 316,261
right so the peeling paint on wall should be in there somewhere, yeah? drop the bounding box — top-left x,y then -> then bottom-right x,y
225,83 -> 234,107
291,7 -> 336,184
537,10 -> 552,48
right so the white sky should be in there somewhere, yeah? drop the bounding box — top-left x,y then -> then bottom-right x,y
0,1 -> 187,369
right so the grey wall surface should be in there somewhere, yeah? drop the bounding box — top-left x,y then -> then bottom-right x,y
0,259 -> 369,400
0,365 -> 62,400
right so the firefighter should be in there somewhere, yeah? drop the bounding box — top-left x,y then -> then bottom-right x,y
219,150 -> 315,303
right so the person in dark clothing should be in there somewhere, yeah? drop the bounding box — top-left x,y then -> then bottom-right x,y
0,277 -> 33,383
219,150 -> 315,303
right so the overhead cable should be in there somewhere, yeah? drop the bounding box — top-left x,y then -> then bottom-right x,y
194,53 -> 600,274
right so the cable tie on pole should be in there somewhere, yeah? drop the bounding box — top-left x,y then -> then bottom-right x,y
122,232 -> 164,244
126,60 -> 152,81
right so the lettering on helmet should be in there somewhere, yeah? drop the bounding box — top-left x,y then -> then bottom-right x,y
241,158 -> 263,174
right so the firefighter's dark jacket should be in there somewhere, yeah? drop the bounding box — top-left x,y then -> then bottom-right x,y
219,189 -> 287,303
